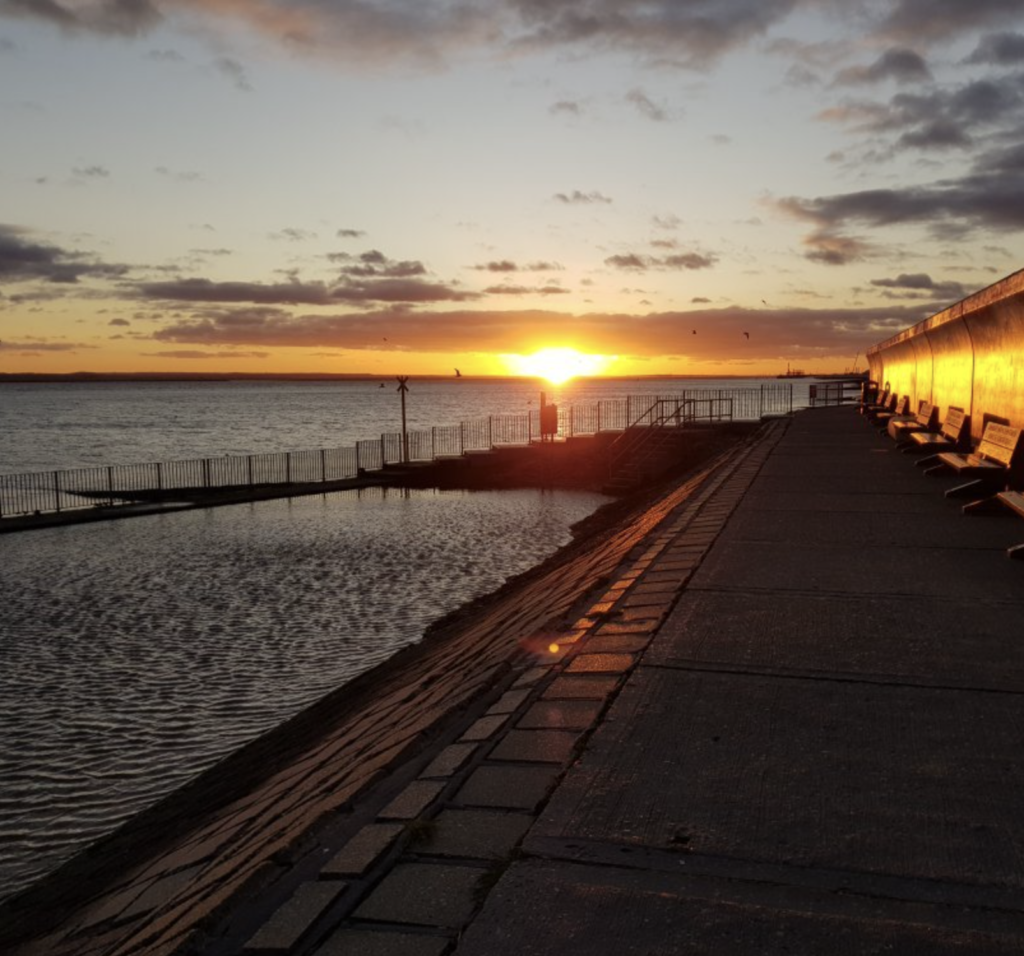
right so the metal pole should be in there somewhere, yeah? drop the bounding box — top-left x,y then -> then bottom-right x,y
488,415 -> 493,449
320,448 -> 326,482
53,471 -> 61,514
396,376 -> 410,463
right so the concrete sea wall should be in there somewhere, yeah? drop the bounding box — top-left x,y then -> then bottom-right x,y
867,267 -> 1024,441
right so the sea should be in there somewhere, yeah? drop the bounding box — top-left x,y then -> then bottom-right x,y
0,376 -> 817,901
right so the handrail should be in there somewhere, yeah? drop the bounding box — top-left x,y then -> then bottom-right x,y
0,388 -> 787,519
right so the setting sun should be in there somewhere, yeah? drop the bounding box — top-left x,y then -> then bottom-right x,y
504,348 -> 613,384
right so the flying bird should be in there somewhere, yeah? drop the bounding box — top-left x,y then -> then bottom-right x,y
743,332 -> 750,339
454,368 -> 461,377
692,329 -> 697,334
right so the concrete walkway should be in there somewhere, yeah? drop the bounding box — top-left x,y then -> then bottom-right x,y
10,406 -> 1024,955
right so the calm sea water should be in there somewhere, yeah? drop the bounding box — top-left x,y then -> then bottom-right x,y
0,377 -> 813,474
0,377 -> 811,901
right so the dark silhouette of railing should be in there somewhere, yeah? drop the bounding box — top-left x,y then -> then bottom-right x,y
0,387 -> 793,519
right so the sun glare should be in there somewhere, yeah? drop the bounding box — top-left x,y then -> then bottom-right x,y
507,347 -> 612,384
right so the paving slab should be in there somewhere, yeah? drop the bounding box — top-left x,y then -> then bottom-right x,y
322,824 -> 405,878
419,743 -> 476,780
533,667 -> 1024,889
542,675 -> 621,699
690,539 -> 1024,600
378,781 -> 445,822
489,729 -> 581,764
245,881 -> 345,952
351,863 -> 482,928
456,765 -> 560,811
739,490 -> 955,514
416,809 -> 532,860
455,860 -> 1022,956
312,928 -> 448,956
649,590 -> 1024,691
565,653 -> 635,674
517,700 -> 603,730
719,506 -> 1019,550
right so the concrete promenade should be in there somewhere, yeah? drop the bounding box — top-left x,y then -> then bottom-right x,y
8,404 -> 1024,954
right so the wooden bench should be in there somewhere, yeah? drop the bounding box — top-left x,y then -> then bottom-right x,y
995,490 -> 1024,559
860,383 -> 890,416
873,395 -> 910,430
862,391 -> 896,423
906,407 -> 969,460
888,401 -> 938,442
924,422 -> 1023,499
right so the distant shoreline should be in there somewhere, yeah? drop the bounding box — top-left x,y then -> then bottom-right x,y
0,371 -> 858,384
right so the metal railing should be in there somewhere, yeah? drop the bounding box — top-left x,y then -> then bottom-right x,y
0,386 -> 792,519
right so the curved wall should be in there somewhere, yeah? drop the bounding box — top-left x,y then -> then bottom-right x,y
867,267 -> 1024,442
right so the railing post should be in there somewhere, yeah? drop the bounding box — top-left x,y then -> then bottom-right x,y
597,401 -> 602,433
156,461 -> 163,491
53,471 -> 61,514
354,443 -> 361,475
247,455 -> 254,487
381,434 -> 386,468
488,416 -> 493,449
431,426 -> 437,460
286,451 -> 292,484
460,422 -> 465,456
107,465 -> 115,506
320,448 -> 326,482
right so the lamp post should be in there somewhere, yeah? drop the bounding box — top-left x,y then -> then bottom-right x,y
396,376 -> 410,463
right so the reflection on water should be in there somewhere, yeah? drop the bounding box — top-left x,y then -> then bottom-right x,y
0,485 -> 609,900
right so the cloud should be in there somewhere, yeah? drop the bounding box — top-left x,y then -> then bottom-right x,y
136,273 -> 479,305
833,48 -> 931,86
473,260 -> 519,272
482,283 -> 569,295
820,75 -> 1024,152
0,36 -> 16,53
333,249 -> 427,278
471,259 -> 563,272
336,228 -> 366,238
72,164 -> 110,179
6,2 -> 1024,75
869,272 -> 969,300
0,223 -> 128,283
270,227 -> 317,242
156,165 -> 202,182
776,143 -> 1024,245
877,0 -> 1024,44
554,189 -> 612,204
605,252 -> 716,271
142,349 -> 269,359
550,100 -> 582,116
213,56 -> 252,92
147,302 -> 931,360
0,338 -> 96,351
108,317 -> 130,326
966,32 -> 1024,66
626,88 -> 668,121
0,0 -> 161,37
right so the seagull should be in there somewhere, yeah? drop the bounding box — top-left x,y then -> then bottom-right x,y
454,368 -> 461,377
743,332 -> 750,339
692,329 -> 697,334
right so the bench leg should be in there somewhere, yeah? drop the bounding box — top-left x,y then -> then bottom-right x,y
962,495 -> 1007,515
1007,542 -> 1024,560
923,461 -> 952,477
945,479 -> 988,499
916,453 -> 943,468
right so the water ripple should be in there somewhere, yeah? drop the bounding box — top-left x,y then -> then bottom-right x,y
0,485 -> 609,899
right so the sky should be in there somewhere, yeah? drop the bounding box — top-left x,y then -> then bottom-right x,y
2,0 -> 1024,378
